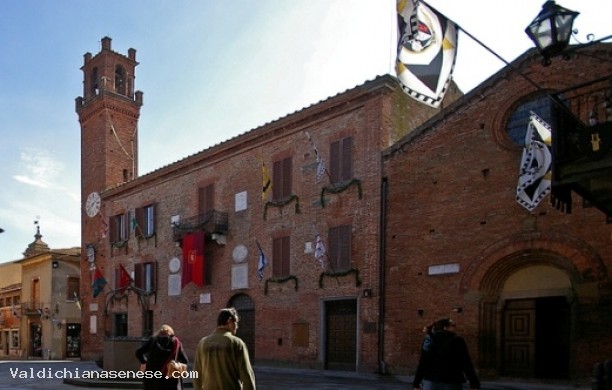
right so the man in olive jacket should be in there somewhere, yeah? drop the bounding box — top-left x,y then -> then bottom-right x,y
193,307 -> 256,390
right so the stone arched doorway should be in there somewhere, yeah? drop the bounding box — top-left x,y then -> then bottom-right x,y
461,230 -> 606,380
228,293 -> 255,360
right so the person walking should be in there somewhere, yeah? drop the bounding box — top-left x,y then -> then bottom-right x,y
413,318 -> 480,390
136,324 -> 189,390
193,307 -> 256,390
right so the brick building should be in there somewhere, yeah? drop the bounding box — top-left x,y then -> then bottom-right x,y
76,35 -> 612,380
383,43 -> 612,380
76,37 -> 459,373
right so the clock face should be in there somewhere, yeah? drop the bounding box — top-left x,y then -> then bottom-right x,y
85,192 -> 101,218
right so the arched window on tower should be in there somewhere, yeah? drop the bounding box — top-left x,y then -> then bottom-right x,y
90,67 -> 99,96
115,65 -> 126,96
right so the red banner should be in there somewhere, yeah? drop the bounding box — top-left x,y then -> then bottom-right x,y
182,231 -> 205,287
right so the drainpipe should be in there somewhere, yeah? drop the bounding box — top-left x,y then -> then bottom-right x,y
378,177 -> 388,374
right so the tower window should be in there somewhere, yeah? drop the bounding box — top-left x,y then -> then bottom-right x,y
90,67 -> 99,96
115,65 -> 126,95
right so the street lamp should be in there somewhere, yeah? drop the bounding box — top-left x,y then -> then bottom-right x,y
525,1 -> 579,65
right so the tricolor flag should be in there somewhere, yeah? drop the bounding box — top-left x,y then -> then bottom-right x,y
262,161 -> 272,201
516,112 -> 552,211
314,235 -> 326,268
396,0 -> 458,107
255,240 -> 268,281
305,132 -> 327,183
182,231 -> 205,288
92,268 -> 107,298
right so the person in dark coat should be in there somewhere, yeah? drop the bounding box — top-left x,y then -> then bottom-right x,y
136,324 -> 189,390
413,318 -> 480,390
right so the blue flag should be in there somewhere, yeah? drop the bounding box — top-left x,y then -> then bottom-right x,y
255,241 -> 268,281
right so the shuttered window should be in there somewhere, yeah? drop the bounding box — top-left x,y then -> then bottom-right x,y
110,213 -> 128,243
135,262 -> 157,293
330,137 -> 353,184
273,157 -> 292,201
329,225 -> 351,271
199,184 -> 215,215
272,235 -> 291,277
135,204 -> 155,238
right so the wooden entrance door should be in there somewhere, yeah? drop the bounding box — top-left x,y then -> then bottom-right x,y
502,299 -> 535,377
502,297 -> 570,379
229,294 -> 255,360
325,299 -> 357,371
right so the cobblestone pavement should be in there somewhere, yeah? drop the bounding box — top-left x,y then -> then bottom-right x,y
0,360 -> 591,390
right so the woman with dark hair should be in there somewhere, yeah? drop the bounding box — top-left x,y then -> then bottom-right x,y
413,318 -> 480,390
136,324 -> 189,390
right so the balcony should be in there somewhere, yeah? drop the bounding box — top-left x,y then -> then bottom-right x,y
172,210 -> 229,241
551,76 -> 612,218
20,302 -> 51,316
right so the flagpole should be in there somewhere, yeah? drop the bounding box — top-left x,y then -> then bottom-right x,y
389,0 -> 397,77
417,0 -> 543,92
416,1 -> 583,127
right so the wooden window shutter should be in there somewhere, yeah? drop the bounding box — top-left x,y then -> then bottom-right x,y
341,137 -> 353,182
273,237 -> 283,276
282,236 -> 291,275
339,225 -> 351,270
282,157 -> 292,199
199,184 -> 214,214
330,140 -> 340,184
135,207 -> 144,238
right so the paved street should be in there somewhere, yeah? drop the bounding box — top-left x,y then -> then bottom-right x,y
0,360 -> 591,390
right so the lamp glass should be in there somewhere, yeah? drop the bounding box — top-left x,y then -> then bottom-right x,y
525,1 -> 579,58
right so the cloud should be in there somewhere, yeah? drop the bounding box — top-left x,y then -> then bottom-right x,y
13,148 -> 65,189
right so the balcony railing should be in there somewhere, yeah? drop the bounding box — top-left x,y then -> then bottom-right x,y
172,210 -> 229,241
551,76 -> 612,217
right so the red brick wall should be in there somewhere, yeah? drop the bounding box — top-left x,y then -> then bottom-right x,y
383,45 -> 612,379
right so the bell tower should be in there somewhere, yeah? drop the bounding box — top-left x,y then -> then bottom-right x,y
76,36 -> 143,194
75,36 -> 143,359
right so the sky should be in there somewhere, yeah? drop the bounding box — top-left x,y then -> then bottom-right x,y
0,0 -> 610,264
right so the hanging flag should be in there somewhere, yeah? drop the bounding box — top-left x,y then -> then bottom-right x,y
516,112 -> 552,211
262,161 -> 272,200
396,0 -> 458,107
314,235 -> 326,268
118,264 -> 133,290
255,240 -> 268,281
182,231 -> 205,288
100,213 -> 108,238
92,268 -> 107,298
74,292 -> 81,311
305,132 -> 327,183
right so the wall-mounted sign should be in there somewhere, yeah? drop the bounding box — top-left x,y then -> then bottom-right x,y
428,263 -> 460,276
